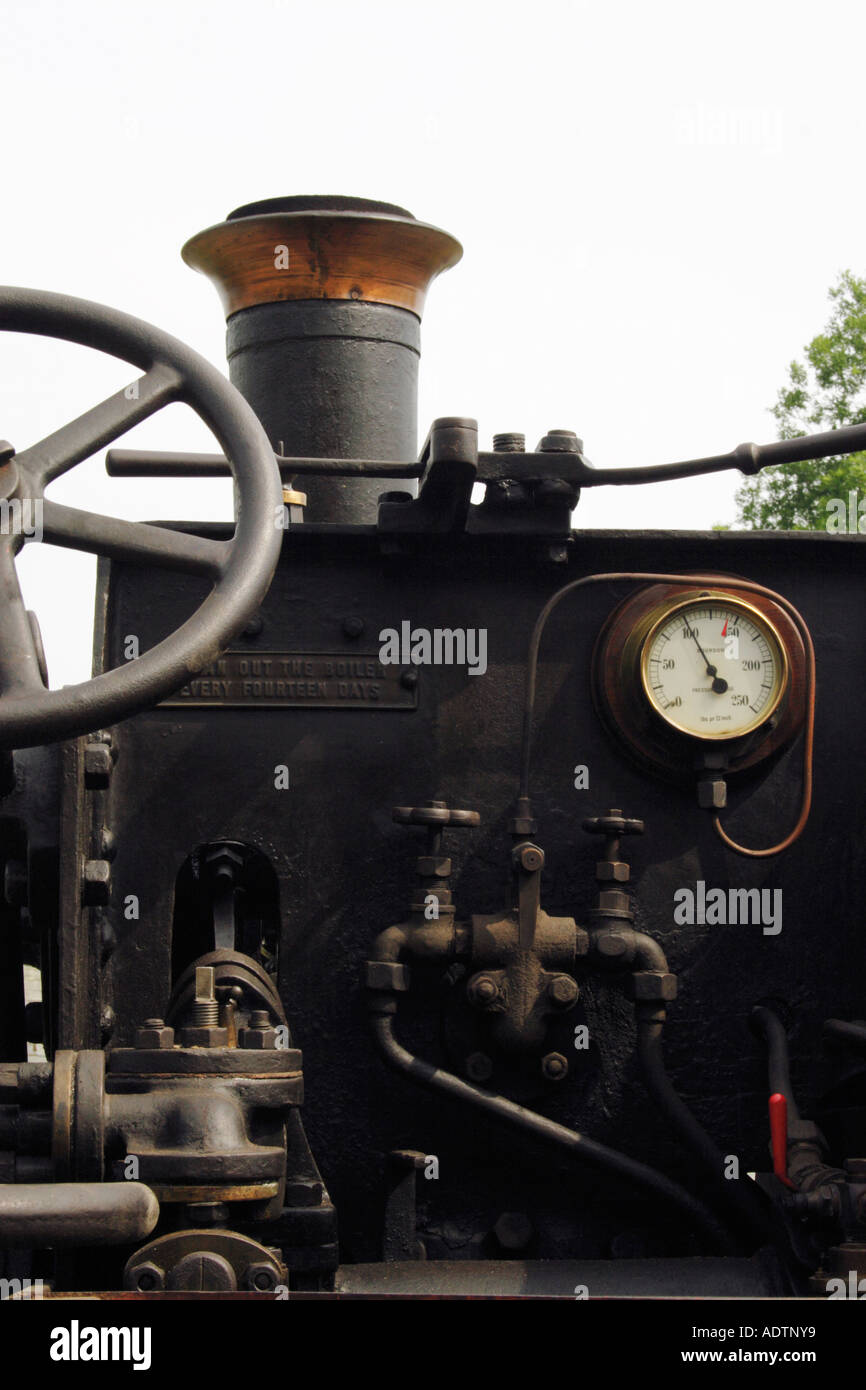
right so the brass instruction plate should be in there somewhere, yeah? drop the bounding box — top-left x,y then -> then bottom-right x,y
161,652 -> 417,710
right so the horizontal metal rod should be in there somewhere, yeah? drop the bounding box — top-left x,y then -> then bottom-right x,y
0,1182 -> 159,1247
106,418 -> 866,489
334,1256 -> 789,1297
106,449 -> 425,479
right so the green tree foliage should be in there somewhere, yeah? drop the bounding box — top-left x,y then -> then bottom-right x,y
734,270 -> 866,530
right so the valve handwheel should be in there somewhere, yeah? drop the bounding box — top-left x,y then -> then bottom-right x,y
392,802 -> 481,828
0,287 -> 283,749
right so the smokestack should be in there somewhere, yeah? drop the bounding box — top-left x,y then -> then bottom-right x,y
182,196 -> 462,523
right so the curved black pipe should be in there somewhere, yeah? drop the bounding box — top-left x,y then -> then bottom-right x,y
636,1010 -> 776,1247
823,1018 -> 866,1055
369,1011 -> 735,1252
751,1005 -> 843,1195
750,1005 -> 803,1118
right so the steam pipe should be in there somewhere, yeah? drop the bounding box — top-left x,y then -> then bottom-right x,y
589,924 -> 776,1245
368,1010 -> 734,1251
635,1005 -> 776,1244
0,1182 -> 159,1247
751,1005 -> 844,1193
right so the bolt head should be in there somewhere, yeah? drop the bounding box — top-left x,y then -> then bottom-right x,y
516,843 -> 545,872
467,973 -> 500,1007
342,616 -> 365,639
243,1261 -> 280,1292
82,859 -> 111,906
541,1052 -> 569,1081
130,1261 -> 165,1292
84,742 -> 113,789
493,1211 -> 534,1250
548,974 -> 579,1007
465,1051 -> 493,1083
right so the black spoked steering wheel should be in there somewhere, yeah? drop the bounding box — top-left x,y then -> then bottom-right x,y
0,287 -> 283,749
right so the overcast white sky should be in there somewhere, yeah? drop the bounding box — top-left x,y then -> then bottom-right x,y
2,0 -> 864,686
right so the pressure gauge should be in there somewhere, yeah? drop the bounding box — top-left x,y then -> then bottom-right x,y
639,595 -> 788,740
592,583 -> 806,781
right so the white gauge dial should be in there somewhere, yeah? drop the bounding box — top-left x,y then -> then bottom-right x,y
640,596 -> 788,740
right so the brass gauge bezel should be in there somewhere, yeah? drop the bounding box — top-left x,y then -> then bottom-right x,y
638,592 -> 789,741
591,580 -> 808,783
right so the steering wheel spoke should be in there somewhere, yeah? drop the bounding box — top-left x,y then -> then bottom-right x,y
40,499 -> 229,578
16,363 -> 184,488
0,544 -> 47,695
0,286 -> 283,749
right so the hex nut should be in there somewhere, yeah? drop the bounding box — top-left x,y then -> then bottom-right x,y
186,1202 -> 229,1227
631,972 -> 678,1002
84,742 -> 113,789
135,1018 -> 175,1049
697,777 -> 727,809
239,1021 -> 278,1050
178,1025 -> 229,1048
596,861 -> 630,882
548,974 -> 579,1007
509,816 -> 538,837
82,859 -> 111,907
365,960 -> 410,992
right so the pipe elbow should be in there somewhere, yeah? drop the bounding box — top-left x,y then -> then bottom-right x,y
370,922 -> 411,965
632,932 -> 669,974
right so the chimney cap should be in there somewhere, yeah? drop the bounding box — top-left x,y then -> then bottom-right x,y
183,198 -> 462,321
227,195 -> 415,220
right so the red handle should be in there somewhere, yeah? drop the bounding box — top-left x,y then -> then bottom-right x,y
769,1092 -> 795,1188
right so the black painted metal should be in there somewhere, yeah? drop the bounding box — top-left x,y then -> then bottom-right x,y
91,523 -> 866,1270
226,300 -> 420,524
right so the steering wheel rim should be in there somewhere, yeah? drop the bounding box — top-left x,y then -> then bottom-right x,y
0,286 -> 283,749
